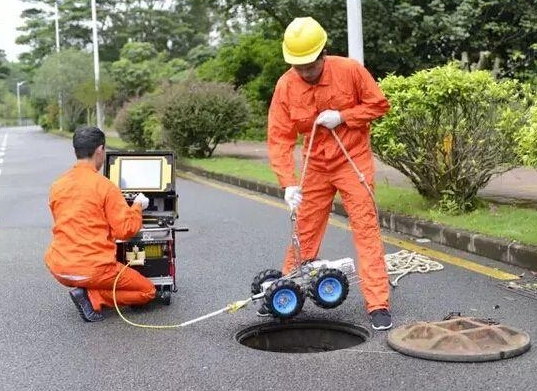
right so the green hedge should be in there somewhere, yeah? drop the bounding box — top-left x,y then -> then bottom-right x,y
372,63 -> 535,213
159,80 -> 250,158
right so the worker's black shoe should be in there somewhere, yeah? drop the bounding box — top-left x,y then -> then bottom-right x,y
69,288 -> 104,322
370,309 -> 392,331
256,303 -> 272,317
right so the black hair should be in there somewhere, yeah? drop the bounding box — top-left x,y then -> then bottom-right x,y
72,126 -> 105,159
315,47 -> 327,61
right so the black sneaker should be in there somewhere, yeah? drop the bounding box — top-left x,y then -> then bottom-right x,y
370,309 -> 392,330
256,303 -> 272,317
69,288 -> 104,322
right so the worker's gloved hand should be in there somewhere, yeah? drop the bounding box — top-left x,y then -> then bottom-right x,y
133,192 -> 149,210
284,186 -> 302,210
316,110 -> 342,129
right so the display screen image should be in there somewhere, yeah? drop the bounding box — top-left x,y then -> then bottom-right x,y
119,159 -> 162,190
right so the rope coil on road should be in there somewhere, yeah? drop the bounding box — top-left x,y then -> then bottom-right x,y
385,250 -> 444,287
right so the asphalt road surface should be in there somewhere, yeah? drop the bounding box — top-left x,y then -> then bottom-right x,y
1,126 -> 536,391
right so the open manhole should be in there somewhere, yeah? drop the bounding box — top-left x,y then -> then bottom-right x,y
387,316 -> 531,362
235,319 -> 371,353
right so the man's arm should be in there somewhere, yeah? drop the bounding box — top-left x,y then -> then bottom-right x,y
267,83 -> 299,188
339,62 -> 390,128
104,185 -> 143,240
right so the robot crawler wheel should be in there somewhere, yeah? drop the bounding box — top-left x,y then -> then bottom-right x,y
308,268 -> 349,309
161,290 -> 171,306
251,269 -> 283,294
157,286 -> 172,305
264,279 -> 305,319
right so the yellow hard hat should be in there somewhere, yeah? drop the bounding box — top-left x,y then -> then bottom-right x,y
282,17 -> 327,65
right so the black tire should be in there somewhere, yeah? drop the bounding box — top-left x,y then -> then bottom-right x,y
158,285 -> 172,305
161,290 -> 171,305
264,279 -> 305,319
251,269 -> 283,294
308,268 -> 349,309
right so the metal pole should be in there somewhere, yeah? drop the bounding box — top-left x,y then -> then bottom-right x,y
55,1 -> 63,131
346,0 -> 364,64
54,2 -> 60,51
17,81 -> 26,126
17,82 -> 22,126
91,0 -> 104,130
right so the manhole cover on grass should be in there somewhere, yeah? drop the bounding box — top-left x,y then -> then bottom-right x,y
387,316 -> 531,362
235,319 -> 370,353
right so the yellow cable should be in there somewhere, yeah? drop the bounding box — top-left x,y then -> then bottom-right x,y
113,262 -> 184,329
112,262 -> 252,329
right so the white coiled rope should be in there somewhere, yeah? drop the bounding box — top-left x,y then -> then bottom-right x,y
385,250 -> 444,287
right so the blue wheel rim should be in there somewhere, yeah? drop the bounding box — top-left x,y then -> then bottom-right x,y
272,288 -> 298,315
318,277 -> 343,303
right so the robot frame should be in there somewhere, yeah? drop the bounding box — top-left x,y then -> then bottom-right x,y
251,258 -> 356,319
250,211 -> 356,319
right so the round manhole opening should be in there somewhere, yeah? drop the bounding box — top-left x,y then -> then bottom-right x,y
235,319 -> 371,353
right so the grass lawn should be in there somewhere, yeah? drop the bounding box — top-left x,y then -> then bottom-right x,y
183,156 -> 537,246
49,129 -> 131,150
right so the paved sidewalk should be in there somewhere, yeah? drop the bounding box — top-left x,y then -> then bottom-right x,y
214,141 -> 537,206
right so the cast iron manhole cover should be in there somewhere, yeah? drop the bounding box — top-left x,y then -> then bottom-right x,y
387,316 -> 531,362
235,319 -> 370,353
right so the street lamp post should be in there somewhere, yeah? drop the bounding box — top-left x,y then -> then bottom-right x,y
54,1 -> 60,52
347,0 -> 364,64
91,0 -> 104,130
55,0 -> 63,131
17,81 -> 26,126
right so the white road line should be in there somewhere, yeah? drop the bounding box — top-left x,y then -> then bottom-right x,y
0,133 -> 6,177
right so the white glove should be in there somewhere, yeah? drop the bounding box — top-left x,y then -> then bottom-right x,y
316,110 -> 342,129
284,186 -> 302,210
133,192 -> 149,210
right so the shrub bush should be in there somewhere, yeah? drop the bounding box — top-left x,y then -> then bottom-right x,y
196,33 -> 287,141
113,98 -> 156,148
159,80 -> 250,158
372,63 -> 533,213
142,113 -> 165,149
38,104 -> 58,131
515,104 -> 537,167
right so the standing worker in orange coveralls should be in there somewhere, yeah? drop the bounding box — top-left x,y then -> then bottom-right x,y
45,126 -> 155,322
264,16 -> 392,330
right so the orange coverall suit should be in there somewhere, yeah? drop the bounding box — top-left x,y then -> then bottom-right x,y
44,161 -> 155,311
268,56 -> 390,313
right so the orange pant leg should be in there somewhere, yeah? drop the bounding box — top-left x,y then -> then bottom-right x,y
52,263 -> 156,311
282,169 -> 336,274
334,159 -> 390,313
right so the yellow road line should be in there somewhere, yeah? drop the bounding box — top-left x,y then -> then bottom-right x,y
181,172 -> 519,281
384,237 -> 517,280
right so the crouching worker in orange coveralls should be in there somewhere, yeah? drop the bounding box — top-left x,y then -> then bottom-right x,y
44,126 -> 156,322
263,17 -> 392,330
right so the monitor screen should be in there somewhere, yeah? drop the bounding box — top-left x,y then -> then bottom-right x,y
119,158 -> 162,191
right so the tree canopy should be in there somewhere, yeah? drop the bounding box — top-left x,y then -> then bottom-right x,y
15,0 -> 215,68
5,0 -> 535,80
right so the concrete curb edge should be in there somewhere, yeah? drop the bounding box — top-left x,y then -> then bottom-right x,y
178,163 -> 537,271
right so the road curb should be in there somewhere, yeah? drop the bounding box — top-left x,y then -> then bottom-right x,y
178,163 -> 537,272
